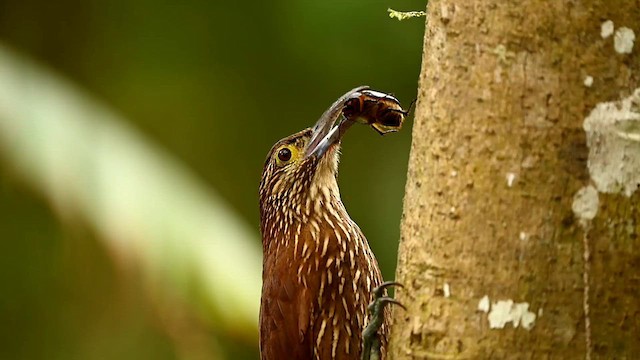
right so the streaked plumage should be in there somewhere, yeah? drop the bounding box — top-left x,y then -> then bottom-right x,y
259,127 -> 388,360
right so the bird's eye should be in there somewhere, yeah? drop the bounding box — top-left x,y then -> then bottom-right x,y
274,144 -> 299,166
277,147 -> 292,163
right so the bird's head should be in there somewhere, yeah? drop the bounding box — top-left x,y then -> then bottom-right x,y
259,87 -> 366,228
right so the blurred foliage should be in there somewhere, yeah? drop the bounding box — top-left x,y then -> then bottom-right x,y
0,0 -> 425,358
0,43 -> 261,359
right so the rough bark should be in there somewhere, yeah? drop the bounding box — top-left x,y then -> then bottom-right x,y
390,1 -> 640,359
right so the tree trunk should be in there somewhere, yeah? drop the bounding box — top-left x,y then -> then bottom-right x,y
389,1 -> 640,359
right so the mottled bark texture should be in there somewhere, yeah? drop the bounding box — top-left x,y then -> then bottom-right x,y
390,1 -> 640,359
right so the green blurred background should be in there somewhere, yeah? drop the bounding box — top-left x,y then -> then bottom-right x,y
0,0 -> 424,358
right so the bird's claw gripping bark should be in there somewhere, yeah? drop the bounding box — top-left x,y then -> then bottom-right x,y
361,281 -> 405,360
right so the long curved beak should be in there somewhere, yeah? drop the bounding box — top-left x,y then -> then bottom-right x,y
304,86 -> 368,159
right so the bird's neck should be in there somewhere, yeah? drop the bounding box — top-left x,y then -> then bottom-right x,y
260,176 -> 351,252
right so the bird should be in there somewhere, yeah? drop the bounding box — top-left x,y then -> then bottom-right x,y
259,87 -> 400,360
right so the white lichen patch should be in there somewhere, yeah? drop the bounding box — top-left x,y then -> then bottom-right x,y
488,301 -> 512,328
487,299 -> 537,330
492,44 -> 516,64
583,88 -> 640,197
584,75 -> 594,87
614,27 -> 636,54
516,303 -> 537,330
506,172 -> 516,187
572,185 -> 600,223
443,283 -> 451,298
521,155 -> 537,169
601,20 -> 614,39
440,3 -> 451,22
478,295 -> 490,313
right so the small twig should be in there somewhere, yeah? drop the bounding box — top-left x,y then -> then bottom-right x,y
388,8 -> 426,21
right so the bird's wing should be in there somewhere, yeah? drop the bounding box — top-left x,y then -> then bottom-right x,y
260,257 -> 313,360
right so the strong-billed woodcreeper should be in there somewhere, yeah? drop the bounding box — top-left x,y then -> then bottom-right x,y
259,87 -> 404,360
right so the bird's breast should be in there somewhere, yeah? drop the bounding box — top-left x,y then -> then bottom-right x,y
260,212 -> 387,360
